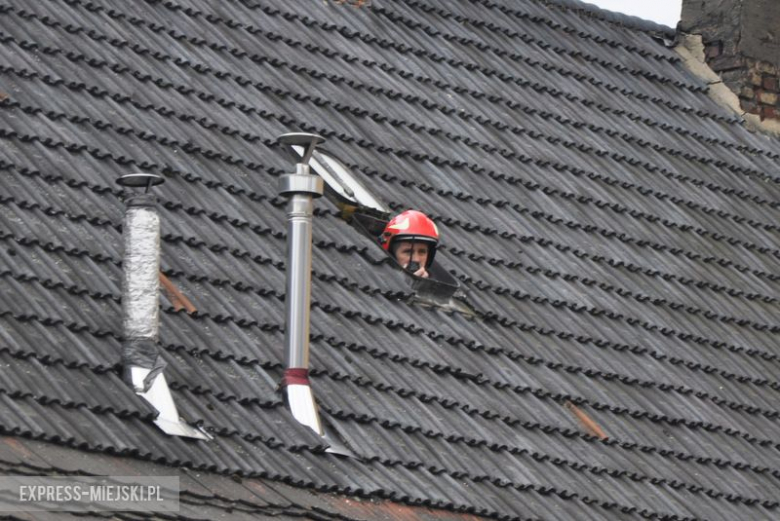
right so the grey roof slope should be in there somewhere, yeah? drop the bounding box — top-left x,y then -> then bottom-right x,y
0,436 -> 473,521
2,0 -> 780,519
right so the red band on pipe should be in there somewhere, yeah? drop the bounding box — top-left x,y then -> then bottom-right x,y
281,368 -> 310,387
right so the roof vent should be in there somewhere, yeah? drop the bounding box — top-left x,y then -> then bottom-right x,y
117,173 -> 210,440
278,134 -> 353,457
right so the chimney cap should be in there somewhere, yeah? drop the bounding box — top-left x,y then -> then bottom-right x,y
277,132 -> 325,148
278,133 -> 325,166
117,173 -> 165,191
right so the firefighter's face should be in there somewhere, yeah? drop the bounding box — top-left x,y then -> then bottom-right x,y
394,241 -> 429,268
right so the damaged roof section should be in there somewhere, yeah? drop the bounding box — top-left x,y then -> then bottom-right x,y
1,0 -> 780,519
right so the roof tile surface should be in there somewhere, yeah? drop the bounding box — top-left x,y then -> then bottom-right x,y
2,0 -> 780,519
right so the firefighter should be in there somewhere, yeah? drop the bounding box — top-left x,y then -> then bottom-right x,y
378,210 -> 439,279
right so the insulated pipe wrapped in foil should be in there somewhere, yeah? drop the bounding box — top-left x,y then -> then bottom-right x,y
121,194 -> 166,392
115,174 -> 209,440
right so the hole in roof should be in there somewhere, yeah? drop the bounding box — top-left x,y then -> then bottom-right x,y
350,211 -> 475,315
290,146 -> 387,213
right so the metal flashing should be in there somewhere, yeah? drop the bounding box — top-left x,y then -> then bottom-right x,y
284,382 -> 324,436
135,369 -> 212,440
292,146 -> 388,213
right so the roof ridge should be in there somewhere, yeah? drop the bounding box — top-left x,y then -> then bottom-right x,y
531,0 -> 676,36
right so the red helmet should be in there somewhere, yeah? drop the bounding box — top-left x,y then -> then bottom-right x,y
379,210 -> 439,267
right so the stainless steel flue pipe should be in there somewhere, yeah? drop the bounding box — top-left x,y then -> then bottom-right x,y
278,135 -> 324,370
280,162 -> 323,370
277,133 -> 325,436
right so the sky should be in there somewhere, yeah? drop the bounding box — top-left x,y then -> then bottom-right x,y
583,0 -> 683,28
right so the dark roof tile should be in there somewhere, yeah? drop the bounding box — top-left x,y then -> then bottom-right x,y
4,0 -> 780,518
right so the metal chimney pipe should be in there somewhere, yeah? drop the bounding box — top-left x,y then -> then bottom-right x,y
117,172 -> 210,440
282,163 -> 322,370
277,133 -> 325,435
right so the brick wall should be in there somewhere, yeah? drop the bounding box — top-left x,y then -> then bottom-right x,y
704,41 -> 780,120
683,0 -> 780,121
